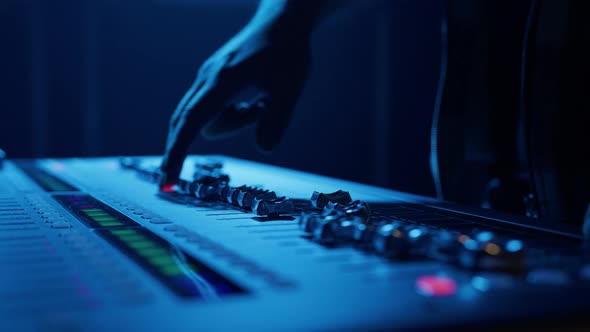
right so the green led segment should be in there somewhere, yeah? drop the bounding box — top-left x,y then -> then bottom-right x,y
95,227 -> 245,298
136,247 -> 170,257
111,229 -> 137,236
115,234 -> 145,242
81,208 -> 103,213
99,221 -> 124,227
17,163 -> 79,192
128,241 -> 157,250
149,256 -> 176,266
92,216 -> 118,222
53,195 -> 141,229
161,265 -> 183,277
108,229 -> 185,276
86,212 -> 110,217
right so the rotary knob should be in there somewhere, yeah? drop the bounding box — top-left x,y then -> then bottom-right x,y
373,223 -> 412,259
353,222 -> 381,246
252,197 -> 294,216
311,190 -> 353,209
428,230 -> 469,263
458,235 -> 526,273
313,216 -> 363,245
403,226 -> 431,256
306,211 -> 345,236
323,200 -> 371,220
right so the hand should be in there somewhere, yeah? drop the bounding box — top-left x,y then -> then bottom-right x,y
160,15 -> 312,184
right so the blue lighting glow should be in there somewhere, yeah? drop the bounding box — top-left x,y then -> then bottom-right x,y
471,276 -> 491,292
506,240 -> 524,252
408,228 -> 423,239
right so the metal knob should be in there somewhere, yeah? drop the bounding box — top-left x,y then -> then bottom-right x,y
311,190 -> 353,209
428,230 -> 469,263
313,216 -> 363,245
322,200 -> 371,220
225,186 -> 242,205
373,223 -> 412,259
175,179 -> 193,195
193,161 -> 229,183
195,180 -> 224,201
236,188 -> 277,210
299,213 -> 321,234
458,237 -> 526,273
252,197 -> 294,216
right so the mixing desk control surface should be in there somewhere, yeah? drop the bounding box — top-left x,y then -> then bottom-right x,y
1,155 -> 589,331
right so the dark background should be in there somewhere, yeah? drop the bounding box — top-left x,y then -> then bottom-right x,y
0,0 -> 442,197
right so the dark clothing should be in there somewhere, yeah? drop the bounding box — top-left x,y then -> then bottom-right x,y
434,0 -> 589,225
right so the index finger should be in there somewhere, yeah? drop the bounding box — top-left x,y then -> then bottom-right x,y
160,81 -> 231,186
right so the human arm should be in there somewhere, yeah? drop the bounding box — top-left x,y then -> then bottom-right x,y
160,0 -> 361,185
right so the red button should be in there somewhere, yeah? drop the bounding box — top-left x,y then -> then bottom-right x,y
159,182 -> 177,193
416,275 -> 457,297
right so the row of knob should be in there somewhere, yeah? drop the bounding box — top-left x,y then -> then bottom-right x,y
121,158 -> 527,273
119,159 -> 295,217
300,196 -> 526,273
176,179 -> 295,216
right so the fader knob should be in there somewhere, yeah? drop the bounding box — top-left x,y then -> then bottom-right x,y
229,186 -> 256,207
194,171 -> 230,183
252,197 -> 294,216
176,179 -> 193,195
311,190 -> 353,209
323,200 -> 371,220
237,189 -> 277,210
216,184 -> 230,202
193,160 -> 229,183
225,186 -> 242,205
195,181 -> 223,201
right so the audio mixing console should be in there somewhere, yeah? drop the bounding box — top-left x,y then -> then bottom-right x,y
1,155 -> 590,331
